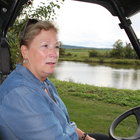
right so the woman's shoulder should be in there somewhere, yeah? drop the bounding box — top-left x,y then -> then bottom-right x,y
0,68 -> 38,100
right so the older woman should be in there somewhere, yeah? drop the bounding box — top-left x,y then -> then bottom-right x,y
0,19 -> 109,140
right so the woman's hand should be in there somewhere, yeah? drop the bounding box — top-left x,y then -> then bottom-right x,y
76,128 -> 96,140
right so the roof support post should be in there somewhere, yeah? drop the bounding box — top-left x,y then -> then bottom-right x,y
110,0 -> 140,58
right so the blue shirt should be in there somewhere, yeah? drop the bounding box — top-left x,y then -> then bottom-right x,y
0,64 -> 78,140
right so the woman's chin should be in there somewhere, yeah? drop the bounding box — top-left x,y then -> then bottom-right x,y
43,71 -> 54,76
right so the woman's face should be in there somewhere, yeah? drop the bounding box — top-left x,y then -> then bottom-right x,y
21,29 -> 60,81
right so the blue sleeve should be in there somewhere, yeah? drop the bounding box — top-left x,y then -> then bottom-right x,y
1,86 -> 78,140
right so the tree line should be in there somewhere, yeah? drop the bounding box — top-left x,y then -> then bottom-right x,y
89,39 -> 138,59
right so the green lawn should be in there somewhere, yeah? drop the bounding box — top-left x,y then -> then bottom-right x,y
51,79 -> 139,137
61,95 -> 137,137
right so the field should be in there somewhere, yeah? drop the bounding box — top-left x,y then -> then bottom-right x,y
60,48 -> 140,65
51,78 -> 140,137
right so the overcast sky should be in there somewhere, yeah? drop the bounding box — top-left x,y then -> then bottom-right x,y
34,0 -> 140,48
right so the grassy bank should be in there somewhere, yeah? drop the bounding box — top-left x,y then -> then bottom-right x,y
52,79 -> 140,107
60,49 -> 140,65
51,78 -> 140,137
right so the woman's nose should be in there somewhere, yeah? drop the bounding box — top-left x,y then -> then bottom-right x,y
48,48 -> 58,57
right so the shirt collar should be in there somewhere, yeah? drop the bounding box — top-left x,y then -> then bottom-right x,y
15,64 -> 45,87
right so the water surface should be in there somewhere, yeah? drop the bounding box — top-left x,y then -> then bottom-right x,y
53,61 -> 140,90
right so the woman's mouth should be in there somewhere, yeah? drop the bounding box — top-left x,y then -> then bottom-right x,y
46,62 -> 56,65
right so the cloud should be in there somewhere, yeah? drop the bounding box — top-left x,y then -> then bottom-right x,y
56,0 -> 140,48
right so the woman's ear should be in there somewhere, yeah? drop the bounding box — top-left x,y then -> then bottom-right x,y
20,45 -> 28,59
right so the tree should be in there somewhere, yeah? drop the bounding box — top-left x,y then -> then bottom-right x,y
59,48 -> 65,56
110,39 -> 124,58
123,43 -> 133,58
89,49 -> 99,57
7,0 -> 64,68
123,42 -> 138,59
109,39 -> 138,59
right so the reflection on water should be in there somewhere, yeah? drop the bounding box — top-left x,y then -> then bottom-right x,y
53,61 -> 140,90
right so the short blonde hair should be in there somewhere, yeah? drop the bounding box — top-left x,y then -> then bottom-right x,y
19,19 -> 58,47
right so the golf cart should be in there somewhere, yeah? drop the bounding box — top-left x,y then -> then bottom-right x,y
0,0 -> 140,140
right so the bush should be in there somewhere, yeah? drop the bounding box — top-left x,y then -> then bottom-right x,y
89,49 -> 99,57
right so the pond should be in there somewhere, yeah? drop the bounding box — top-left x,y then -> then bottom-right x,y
53,61 -> 140,90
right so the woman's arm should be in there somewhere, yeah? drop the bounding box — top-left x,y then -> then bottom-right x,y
1,87 -> 78,140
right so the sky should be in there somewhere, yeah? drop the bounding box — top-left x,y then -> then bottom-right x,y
34,0 -> 140,48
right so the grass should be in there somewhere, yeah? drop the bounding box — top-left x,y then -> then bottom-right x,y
50,78 -> 140,137
61,95 -> 137,137
52,79 -> 140,107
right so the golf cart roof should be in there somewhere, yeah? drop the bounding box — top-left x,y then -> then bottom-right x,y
0,0 -> 28,38
74,0 -> 140,17
0,0 -> 140,75
0,0 -> 140,38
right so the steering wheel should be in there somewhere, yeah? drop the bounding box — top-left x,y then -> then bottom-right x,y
109,106 -> 140,140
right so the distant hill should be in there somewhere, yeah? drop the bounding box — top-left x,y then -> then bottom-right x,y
61,44 -> 111,50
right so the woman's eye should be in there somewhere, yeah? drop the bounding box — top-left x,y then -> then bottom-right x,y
56,45 -> 60,49
42,44 -> 48,48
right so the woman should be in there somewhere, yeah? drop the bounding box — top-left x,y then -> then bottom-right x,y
0,19 -> 110,140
